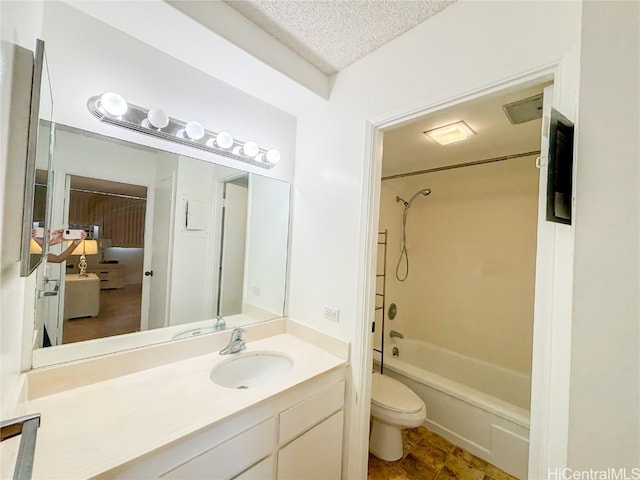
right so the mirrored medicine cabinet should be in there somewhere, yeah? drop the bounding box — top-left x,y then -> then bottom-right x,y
19,39 -> 54,277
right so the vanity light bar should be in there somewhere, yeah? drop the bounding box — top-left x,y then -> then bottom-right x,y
87,93 -> 280,170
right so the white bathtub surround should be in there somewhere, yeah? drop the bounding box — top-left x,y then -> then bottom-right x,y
378,156 -> 539,376
375,337 -> 530,479
1,320 -> 348,478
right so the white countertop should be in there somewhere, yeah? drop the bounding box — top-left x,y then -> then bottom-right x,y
1,333 -> 346,479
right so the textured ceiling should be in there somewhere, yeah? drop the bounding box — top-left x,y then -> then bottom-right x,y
224,0 -> 455,75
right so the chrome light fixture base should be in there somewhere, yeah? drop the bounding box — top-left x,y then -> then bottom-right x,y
87,95 -> 278,169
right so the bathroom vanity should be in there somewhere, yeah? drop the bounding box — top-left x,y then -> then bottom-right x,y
0,319 -> 348,479
111,369 -> 345,479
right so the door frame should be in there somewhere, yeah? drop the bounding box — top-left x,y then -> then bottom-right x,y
211,172 -> 250,317
58,171 -> 155,335
355,64 -> 576,479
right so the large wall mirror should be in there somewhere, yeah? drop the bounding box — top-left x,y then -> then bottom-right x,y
31,1 -> 296,366
32,125 -> 290,365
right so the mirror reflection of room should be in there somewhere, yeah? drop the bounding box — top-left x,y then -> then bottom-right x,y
62,175 -> 147,344
36,125 -> 290,354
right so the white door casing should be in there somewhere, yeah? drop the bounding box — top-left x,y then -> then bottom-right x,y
218,181 -> 248,316
357,66 -> 576,480
146,173 -> 175,330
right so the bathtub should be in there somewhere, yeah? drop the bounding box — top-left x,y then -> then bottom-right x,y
373,338 -> 530,479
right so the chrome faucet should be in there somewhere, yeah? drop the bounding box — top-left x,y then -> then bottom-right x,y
389,330 -> 404,339
214,315 -> 226,331
219,327 -> 246,355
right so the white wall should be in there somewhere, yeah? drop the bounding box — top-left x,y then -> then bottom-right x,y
41,1 -> 297,184
379,157 -> 539,375
62,0 -> 325,117
289,0 -> 581,336
169,156 -> 217,325
287,2 -> 582,477
568,0 -> 640,468
0,0 -> 44,418
244,174 -> 290,316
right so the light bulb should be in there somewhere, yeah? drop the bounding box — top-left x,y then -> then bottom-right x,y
266,149 -> 280,164
100,92 -> 128,117
242,141 -> 259,158
147,108 -> 169,129
185,121 -> 205,140
215,131 -> 234,149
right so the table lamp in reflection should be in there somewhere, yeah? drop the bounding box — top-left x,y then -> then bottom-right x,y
29,239 -> 43,254
70,240 -> 98,276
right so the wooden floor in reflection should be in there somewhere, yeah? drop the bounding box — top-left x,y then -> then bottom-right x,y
62,284 -> 142,344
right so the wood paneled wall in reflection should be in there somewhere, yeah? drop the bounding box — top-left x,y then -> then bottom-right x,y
69,191 -> 146,247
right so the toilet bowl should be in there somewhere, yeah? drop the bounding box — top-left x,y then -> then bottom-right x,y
369,372 -> 426,461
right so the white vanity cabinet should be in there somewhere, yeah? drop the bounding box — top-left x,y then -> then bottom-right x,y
108,370 -> 345,480
277,411 -> 344,480
276,380 -> 345,480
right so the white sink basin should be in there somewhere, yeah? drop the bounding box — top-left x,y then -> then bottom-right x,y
210,352 -> 293,389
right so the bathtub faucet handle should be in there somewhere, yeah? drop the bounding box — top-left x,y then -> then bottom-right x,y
389,330 -> 404,339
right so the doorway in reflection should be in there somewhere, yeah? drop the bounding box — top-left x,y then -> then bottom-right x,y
61,175 -> 148,344
217,174 -> 249,316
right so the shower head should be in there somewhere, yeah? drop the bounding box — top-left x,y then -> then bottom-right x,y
396,188 -> 431,208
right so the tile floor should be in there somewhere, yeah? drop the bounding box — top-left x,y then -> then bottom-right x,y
368,426 -> 519,480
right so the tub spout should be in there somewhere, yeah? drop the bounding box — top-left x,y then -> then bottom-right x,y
389,330 -> 404,339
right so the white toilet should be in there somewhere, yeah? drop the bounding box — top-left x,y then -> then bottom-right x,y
369,372 -> 426,461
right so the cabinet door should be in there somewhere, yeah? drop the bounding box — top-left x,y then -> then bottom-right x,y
233,456 -> 274,480
277,411 -> 343,480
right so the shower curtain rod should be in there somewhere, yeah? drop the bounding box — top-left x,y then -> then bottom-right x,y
381,150 -> 541,181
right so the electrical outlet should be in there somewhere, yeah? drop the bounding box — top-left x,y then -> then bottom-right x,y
252,286 -> 261,296
323,307 -> 339,322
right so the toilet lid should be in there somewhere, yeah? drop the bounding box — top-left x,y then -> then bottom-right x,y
371,372 -> 424,414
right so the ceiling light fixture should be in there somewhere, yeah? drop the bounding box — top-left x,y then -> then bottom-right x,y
424,121 -> 476,146
87,93 -> 280,169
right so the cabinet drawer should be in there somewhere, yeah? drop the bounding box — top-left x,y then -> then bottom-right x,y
279,380 -> 344,444
162,418 -> 274,479
87,265 -> 124,289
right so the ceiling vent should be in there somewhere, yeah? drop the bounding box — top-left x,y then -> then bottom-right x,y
502,94 -> 543,124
